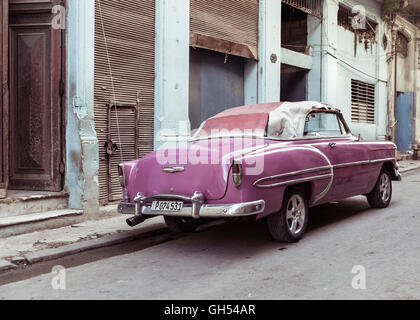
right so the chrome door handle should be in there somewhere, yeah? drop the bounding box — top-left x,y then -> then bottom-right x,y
329,142 -> 337,148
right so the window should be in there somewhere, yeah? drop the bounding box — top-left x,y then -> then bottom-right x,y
304,112 -> 344,137
281,0 -> 322,19
418,40 -> 420,69
351,79 -> 375,124
337,4 -> 377,34
396,31 -> 409,58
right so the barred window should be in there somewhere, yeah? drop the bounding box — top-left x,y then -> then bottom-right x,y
417,39 -> 420,69
351,79 -> 375,124
281,0 -> 322,18
337,4 -> 377,34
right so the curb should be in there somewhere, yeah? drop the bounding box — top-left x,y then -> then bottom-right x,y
0,260 -> 17,272
400,166 -> 420,174
2,223 -> 170,269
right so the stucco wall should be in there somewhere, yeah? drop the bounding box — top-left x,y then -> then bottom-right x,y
308,0 -> 388,141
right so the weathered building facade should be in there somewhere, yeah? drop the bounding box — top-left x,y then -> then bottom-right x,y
0,0 -> 418,235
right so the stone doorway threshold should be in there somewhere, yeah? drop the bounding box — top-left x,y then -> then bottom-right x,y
0,190 -> 83,238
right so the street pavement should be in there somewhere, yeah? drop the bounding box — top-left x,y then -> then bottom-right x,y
0,170 -> 420,300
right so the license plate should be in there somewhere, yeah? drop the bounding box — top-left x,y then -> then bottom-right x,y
151,201 -> 184,212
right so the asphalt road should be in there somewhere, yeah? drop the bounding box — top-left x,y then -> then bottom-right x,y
1,170 -> 420,300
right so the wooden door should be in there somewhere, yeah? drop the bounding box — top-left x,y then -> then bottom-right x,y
0,0 -> 8,199
8,0 -> 63,191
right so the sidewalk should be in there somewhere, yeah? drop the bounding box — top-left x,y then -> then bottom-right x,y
0,214 -> 168,272
1,160 -> 419,273
397,159 -> 420,174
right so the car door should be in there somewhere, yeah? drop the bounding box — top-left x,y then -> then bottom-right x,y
305,112 -> 370,201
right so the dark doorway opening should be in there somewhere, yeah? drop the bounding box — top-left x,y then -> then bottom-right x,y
281,64 -> 308,102
189,47 -> 245,130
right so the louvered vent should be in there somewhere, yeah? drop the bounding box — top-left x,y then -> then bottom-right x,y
351,79 -> 375,124
94,0 -> 155,203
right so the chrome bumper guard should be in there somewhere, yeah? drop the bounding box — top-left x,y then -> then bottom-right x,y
118,192 -> 265,219
394,168 -> 402,181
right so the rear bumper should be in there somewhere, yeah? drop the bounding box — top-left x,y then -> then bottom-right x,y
394,167 -> 402,181
118,200 -> 265,219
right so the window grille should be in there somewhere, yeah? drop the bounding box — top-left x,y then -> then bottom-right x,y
281,0 -> 322,18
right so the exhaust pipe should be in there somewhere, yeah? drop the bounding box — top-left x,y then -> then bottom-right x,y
126,215 -> 146,227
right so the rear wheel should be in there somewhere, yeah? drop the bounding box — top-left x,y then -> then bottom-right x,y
164,216 -> 199,233
267,189 -> 309,243
367,170 -> 392,208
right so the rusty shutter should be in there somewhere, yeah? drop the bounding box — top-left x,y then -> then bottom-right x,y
190,0 -> 259,60
94,0 -> 155,203
0,0 -> 7,199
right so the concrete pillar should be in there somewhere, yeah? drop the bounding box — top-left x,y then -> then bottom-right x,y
244,60 -> 258,105
66,0 -> 99,216
416,37 -> 420,147
154,0 -> 190,149
258,0 -> 281,103
321,0 -> 339,106
307,15 -> 323,102
376,21 -> 389,140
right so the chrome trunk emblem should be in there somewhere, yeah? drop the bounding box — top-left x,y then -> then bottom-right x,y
163,166 -> 185,173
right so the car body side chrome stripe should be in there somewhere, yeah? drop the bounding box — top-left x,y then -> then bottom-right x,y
333,160 -> 370,168
369,157 -> 396,164
253,157 -> 396,190
253,165 -> 332,186
254,173 -> 333,189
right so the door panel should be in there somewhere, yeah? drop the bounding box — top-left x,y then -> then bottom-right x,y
311,139 -> 371,200
396,92 -> 415,151
0,0 -> 8,199
8,0 -> 62,191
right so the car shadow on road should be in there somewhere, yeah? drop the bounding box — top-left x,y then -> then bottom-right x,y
190,196 -> 378,250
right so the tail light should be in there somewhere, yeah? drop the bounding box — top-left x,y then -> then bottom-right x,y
118,164 -> 126,187
232,160 -> 243,188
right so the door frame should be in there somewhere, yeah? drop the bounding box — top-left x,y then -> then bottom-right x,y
8,0 -> 65,192
0,0 -> 8,199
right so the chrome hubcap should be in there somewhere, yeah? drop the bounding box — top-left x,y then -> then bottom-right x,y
286,194 -> 306,235
379,173 -> 391,202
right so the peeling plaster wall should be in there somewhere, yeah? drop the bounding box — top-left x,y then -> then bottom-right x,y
66,0 -> 99,215
312,0 -> 388,141
387,16 -> 419,148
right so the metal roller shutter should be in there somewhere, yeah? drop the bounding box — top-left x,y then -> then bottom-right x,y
94,0 -> 155,204
190,0 -> 259,60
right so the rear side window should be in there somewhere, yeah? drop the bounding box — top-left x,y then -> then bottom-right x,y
304,112 -> 343,137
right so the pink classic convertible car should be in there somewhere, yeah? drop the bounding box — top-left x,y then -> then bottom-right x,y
117,102 -> 401,242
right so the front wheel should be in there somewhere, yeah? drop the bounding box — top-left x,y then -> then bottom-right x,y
164,216 -> 199,233
267,189 -> 309,243
367,170 -> 392,208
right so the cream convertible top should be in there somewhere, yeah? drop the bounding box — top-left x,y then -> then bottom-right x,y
193,101 -> 340,140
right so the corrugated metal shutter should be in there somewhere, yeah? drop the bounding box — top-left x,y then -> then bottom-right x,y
94,0 -> 155,204
190,0 -> 259,60
351,79 -> 375,124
